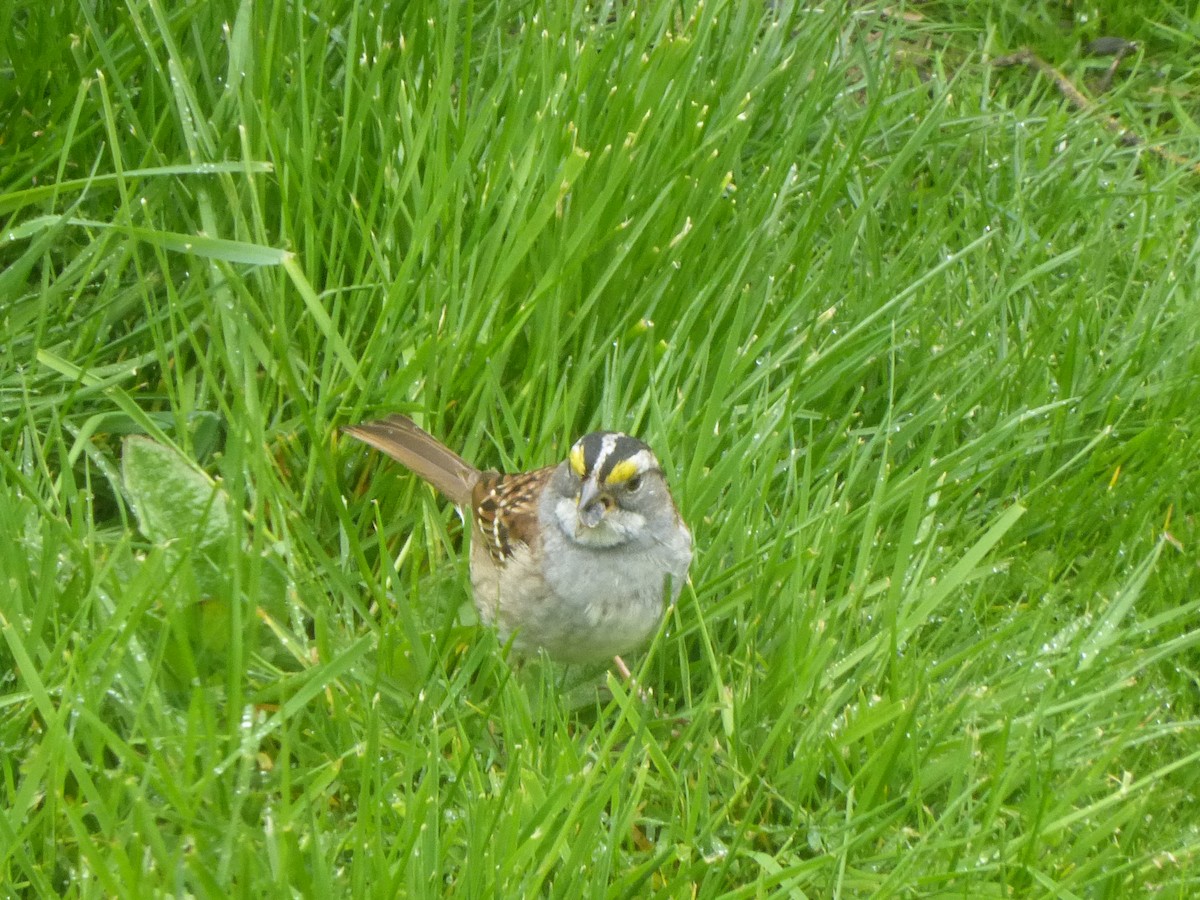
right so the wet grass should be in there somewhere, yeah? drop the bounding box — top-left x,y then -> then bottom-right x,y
2,0 -> 1198,895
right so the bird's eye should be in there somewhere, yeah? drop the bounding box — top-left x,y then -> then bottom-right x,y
625,474 -> 643,493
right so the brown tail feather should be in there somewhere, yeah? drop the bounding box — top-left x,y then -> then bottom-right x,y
342,415 -> 479,506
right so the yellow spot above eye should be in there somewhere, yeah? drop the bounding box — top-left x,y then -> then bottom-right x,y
569,445 -> 586,476
605,459 -> 639,484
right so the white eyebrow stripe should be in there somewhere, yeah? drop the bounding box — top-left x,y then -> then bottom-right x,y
623,448 -> 657,474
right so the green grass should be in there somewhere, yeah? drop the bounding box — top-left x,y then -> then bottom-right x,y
3,0 -> 1199,895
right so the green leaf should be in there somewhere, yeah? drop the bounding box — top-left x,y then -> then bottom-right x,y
122,435 -> 232,549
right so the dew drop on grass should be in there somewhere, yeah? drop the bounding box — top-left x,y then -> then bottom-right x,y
701,836 -> 728,863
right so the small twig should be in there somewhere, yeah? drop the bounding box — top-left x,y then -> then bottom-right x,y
992,47 -> 1200,176
1085,37 -> 1138,93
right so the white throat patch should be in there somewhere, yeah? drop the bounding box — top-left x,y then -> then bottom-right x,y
553,495 -> 644,547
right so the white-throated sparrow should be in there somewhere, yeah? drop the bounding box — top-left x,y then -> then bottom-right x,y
343,415 -> 692,666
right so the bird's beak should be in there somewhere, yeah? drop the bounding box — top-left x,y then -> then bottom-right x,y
577,478 -> 607,530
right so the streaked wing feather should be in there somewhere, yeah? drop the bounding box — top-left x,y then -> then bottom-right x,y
472,467 -> 552,563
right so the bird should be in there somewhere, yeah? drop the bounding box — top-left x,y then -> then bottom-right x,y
343,415 -> 692,670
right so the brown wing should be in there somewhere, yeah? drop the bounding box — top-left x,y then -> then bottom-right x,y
472,467 -> 554,563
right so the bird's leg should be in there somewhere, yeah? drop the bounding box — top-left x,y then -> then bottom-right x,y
612,654 -> 651,703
